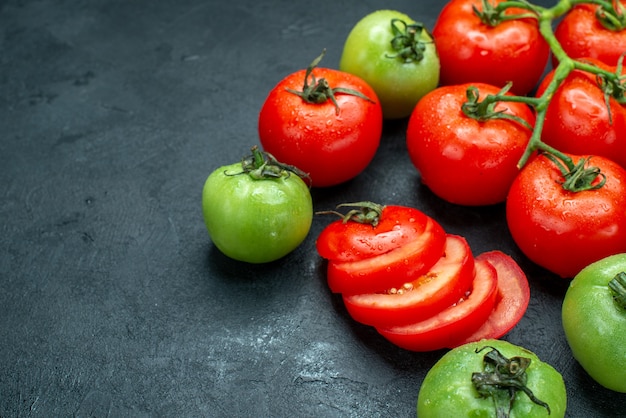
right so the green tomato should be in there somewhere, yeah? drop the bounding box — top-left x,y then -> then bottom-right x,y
339,9 -> 440,119
562,253 -> 626,393
417,339 -> 567,418
202,147 -> 313,263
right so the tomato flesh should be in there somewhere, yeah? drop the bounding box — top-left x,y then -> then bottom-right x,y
326,217 -> 446,295
450,251 -> 530,346
343,235 -> 475,327
376,259 -> 498,352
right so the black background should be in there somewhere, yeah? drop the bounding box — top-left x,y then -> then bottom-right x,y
1,0 -> 624,416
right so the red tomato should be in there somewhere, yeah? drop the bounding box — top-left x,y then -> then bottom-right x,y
258,54 -> 383,187
506,153 -> 626,278
450,251 -> 530,346
536,58 -> 626,169
376,259 -> 498,352
432,0 -> 549,95
554,2 -> 626,67
406,83 -> 535,206
342,235 -> 475,327
316,204 -> 447,295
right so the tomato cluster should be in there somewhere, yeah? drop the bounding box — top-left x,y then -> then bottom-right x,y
204,2 -> 626,404
316,203 -> 530,352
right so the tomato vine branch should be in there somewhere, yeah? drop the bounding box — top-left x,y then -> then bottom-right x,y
468,0 -> 626,192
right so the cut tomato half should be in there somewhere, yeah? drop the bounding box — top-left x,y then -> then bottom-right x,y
449,251 -> 530,346
327,217 -> 446,294
376,259 -> 498,352
342,235 -> 475,327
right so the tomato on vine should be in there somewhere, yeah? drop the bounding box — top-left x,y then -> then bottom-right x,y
536,57 -> 626,169
554,1 -> 626,66
406,82 -> 535,206
339,10 -> 440,119
506,152 -> 626,278
259,51 -> 383,187
432,0 -> 550,95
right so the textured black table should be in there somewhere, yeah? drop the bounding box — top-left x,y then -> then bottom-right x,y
1,0 -> 624,416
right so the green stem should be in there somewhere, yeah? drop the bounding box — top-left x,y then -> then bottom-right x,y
472,346 -> 551,418
228,146 -> 310,183
286,49 -> 374,115
465,0 -> 625,193
609,272 -> 626,309
315,201 -> 384,227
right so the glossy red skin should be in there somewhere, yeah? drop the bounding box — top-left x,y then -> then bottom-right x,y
317,205 -> 433,262
326,217 -> 446,295
377,259 -> 498,352
432,0 -> 549,95
258,67 -> 383,187
506,153 -> 626,278
554,2 -> 626,67
406,83 -> 535,206
342,235 -> 475,328
450,251 -> 530,346
536,59 -> 626,169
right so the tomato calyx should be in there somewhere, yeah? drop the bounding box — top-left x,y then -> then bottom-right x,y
316,201 -> 384,227
542,152 -> 607,192
472,346 -> 551,417
386,19 -> 431,63
285,50 -> 374,115
609,271 -> 626,310
461,83 -> 533,130
228,146 -> 310,183
595,0 -> 626,31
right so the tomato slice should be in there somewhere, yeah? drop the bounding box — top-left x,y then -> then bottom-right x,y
316,205 -> 433,262
449,251 -> 530,346
342,235 -> 475,327
327,217 -> 446,294
376,259 -> 498,352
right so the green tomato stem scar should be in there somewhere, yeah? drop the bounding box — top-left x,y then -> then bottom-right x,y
285,49 -> 375,115
472,346 -> 551,417
609,271 -> 626,309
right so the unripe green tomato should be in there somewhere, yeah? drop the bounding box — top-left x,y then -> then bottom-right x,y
562,253 -> 626,393
202,160 -> 313,264
417,339 -> 567,417
340,9 -> 440,119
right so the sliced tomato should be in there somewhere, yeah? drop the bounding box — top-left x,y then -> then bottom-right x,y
317,205 -> 434,262
449,251 -> 530,346
327,217 -> 446,294
376,259 -> 498,352
342,235 -> 475,327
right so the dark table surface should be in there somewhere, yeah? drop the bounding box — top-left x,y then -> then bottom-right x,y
2,0 -> 625,416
